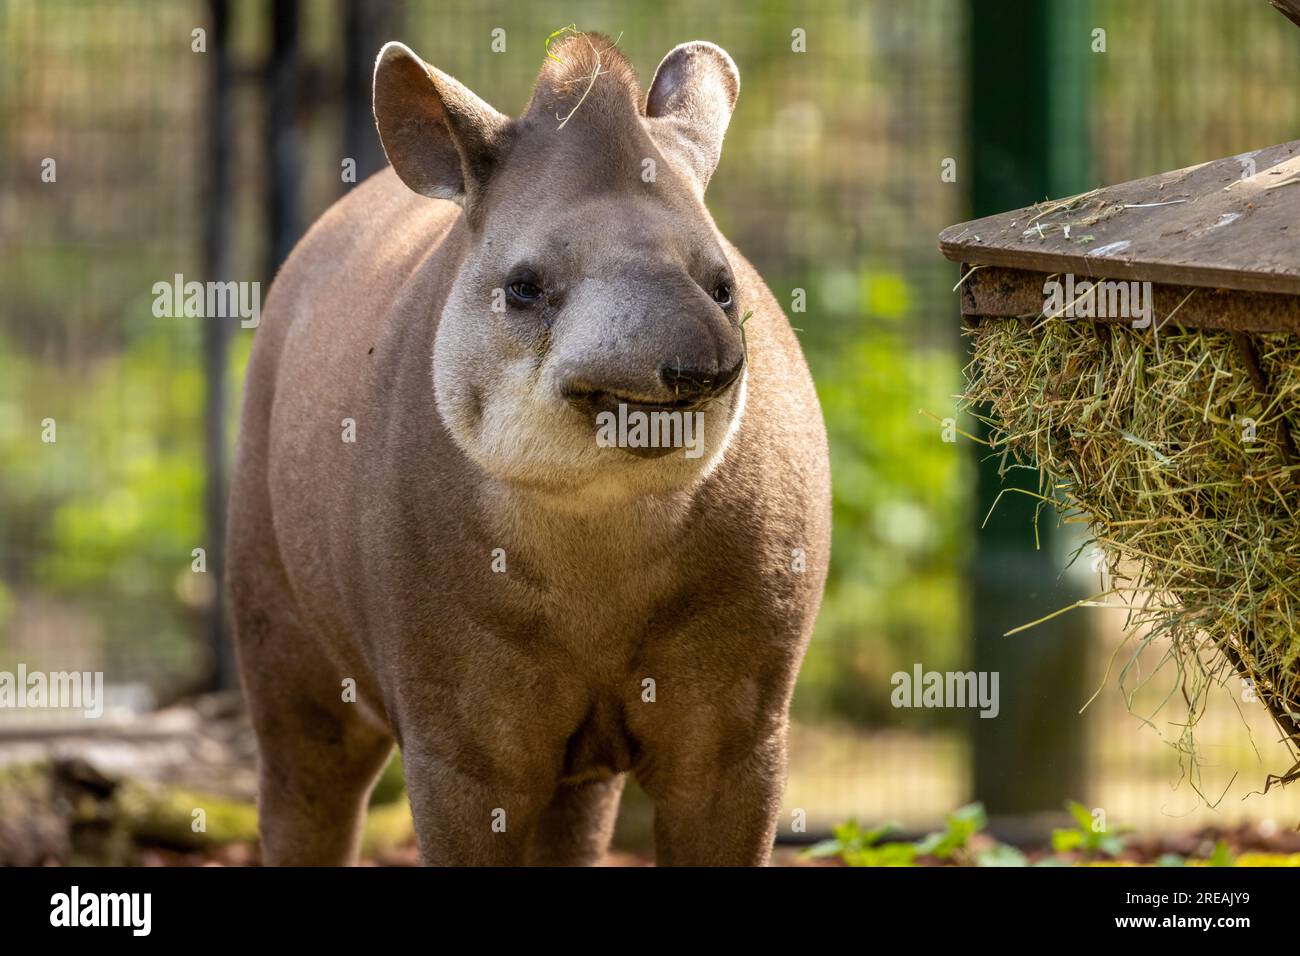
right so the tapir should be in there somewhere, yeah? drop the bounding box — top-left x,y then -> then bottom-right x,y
226,33 -> 831,866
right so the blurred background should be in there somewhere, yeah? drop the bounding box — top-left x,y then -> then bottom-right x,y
2,0 -> 1300,864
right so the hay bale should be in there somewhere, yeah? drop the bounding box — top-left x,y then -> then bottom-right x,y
962,316 -> 1300,779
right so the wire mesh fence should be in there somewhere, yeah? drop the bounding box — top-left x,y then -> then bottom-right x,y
1,0 -> 1299,834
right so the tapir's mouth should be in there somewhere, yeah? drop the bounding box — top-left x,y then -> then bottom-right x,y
561,359 -> 744,420
569,390 -> 702,460
570,389 -> 705,417
562,368 -> 741,462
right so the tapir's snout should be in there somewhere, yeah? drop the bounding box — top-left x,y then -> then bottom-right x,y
557,269 -> 747,425
560,338 -> 744,421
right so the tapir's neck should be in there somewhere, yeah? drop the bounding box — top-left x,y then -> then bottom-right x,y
480,477 -> 700,576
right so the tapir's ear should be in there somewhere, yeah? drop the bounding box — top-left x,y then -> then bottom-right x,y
645,42 -> 740,193
372,42 -> 510,215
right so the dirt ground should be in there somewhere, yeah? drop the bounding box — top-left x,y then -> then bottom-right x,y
4,693 -> 1300,867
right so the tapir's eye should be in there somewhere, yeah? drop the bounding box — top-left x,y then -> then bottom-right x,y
711,282 -> 733,308
507,280 -> 544,305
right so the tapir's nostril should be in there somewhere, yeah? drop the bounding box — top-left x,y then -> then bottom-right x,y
658,353 -> 745,402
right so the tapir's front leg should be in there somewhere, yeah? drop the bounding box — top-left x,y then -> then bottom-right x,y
387,637 -> 585,866
641,727 -> 789,866
401,747 -> 554,866
627,628 -> 803,867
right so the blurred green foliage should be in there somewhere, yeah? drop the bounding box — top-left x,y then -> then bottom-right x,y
795,272 -> 969,724
0,319 -> 212,683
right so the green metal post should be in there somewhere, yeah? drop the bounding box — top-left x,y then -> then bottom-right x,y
965,0 -> 1094,834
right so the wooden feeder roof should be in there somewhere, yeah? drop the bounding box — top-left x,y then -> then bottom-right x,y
939,140 -> 1300,333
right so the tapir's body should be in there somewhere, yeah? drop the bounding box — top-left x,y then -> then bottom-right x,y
228,35 -> 830,866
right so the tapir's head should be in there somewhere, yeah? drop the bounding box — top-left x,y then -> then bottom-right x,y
373,34 -> 748,502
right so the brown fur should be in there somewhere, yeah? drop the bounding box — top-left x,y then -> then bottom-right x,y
227,34 -> 830,866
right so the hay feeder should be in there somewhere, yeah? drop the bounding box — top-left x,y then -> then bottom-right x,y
939,137 -> 1300,783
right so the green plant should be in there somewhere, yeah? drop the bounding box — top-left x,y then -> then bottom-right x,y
975,843 -> 1031,867
811,802 -> 1036,867
913,801 -> 986,862
1050,801 -> 1127,858
1207,840 -> 1236,867
805,820 -> 917,867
